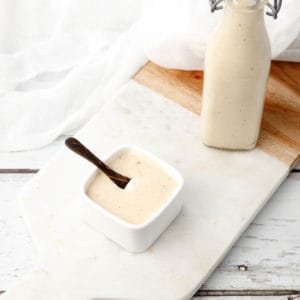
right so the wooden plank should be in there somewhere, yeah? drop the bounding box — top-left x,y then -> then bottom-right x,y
203,173 -> 300,290
0,290 -> 299,299
194,289 -> 300,298
0,169 -> 38,174
0,136 -> 67,169
194,297 -> 298,299
134,62 -> 300,168
0,173 -> 299,291
194,296 -> 299,300
194,297 -> 297,300
0,174 -> 37,291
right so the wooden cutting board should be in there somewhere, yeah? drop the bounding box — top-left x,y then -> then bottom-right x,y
1,62 -> 299,300
134,61 -> 300,169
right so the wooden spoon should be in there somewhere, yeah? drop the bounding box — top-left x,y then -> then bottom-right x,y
65,137 -> 131,189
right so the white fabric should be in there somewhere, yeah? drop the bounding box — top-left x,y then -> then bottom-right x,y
0,0 -> 299,151
141,0 -> 300,69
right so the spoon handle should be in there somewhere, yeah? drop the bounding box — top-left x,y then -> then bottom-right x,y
65,137 -> 131,189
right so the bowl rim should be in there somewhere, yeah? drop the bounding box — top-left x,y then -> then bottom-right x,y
81,144 -> 184,230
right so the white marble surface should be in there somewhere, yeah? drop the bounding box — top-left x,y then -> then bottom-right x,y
1,81 -> 290,300
2,173 -> 300,296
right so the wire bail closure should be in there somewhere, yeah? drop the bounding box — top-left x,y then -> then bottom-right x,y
209,0 -> 282,19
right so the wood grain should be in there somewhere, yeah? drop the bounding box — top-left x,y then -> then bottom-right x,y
0,169 -> 38,174
203,173 -> 300,290
194,295 -> 300,300
195,289 -> 300,297
134,61 -> 300,168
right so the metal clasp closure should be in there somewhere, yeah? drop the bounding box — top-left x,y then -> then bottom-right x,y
209,0 -> 282,19
266,0 -> 282,19
209,0 -> 224,12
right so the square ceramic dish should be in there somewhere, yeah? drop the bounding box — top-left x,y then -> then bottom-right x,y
80,145 -> 184,253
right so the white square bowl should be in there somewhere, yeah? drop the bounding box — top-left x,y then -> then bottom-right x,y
80,145 -> 184,253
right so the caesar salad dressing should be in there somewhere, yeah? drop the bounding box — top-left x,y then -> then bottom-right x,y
201,0 -> 271,149
87,149 -> 177,225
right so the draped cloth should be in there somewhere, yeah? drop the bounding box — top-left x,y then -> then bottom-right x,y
0,0 -> 299,151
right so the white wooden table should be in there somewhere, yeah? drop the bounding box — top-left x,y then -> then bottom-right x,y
0,136 -> 300,299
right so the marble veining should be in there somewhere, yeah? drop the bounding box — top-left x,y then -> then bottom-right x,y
1,81 -> 289,300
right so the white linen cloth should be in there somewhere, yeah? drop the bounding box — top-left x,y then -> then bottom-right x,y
0,0 -> 299,151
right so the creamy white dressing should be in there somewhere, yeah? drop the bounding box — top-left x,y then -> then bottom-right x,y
201,0 -> 271,149
87,149 -> 177,225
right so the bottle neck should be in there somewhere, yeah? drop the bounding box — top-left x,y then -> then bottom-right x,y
223,0 -> 266,26
225,0 -> 268,10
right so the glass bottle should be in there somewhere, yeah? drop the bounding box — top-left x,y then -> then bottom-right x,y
201,0 -> 272,150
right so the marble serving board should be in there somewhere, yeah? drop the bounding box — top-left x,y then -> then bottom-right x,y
1,80 -> 293,300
